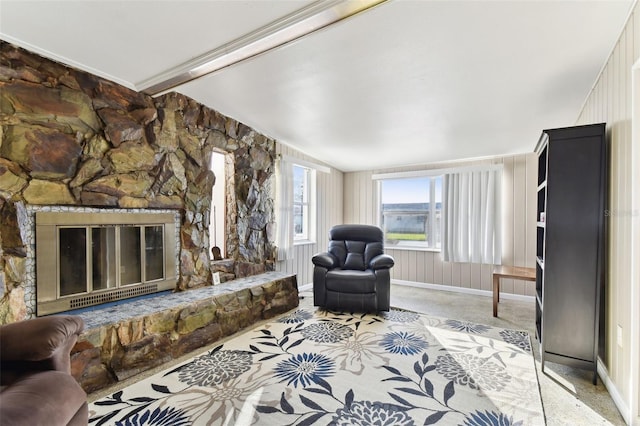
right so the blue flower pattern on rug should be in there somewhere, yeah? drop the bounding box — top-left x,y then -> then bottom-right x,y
379,331 -> 428,355
114,406 -> 190,426
89,301 -> 544,425
273,352 -> 335,388
462,409 -> 524,426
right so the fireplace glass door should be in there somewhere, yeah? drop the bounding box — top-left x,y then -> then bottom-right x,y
59,228 -> 87,297
120,226 -> 142,285
57,225 -> 165,297
92,227 -> 116,291
36,210 -> 177,315
145,226 -> 164,281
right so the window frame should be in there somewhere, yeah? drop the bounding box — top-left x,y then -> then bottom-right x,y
292,163 -> 317,245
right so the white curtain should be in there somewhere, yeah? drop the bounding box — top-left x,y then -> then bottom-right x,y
275,156 -> 294,261
442,167 -> 502,264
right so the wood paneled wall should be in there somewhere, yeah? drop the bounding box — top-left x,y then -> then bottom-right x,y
274,144 -> 344,286
343,153 -> 537,296
576,2 -> 639,421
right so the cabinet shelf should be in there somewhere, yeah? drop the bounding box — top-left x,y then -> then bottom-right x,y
537,181 -> 547,192
536,256 -> 544,269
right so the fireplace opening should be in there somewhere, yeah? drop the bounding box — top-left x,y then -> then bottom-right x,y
36,210 -> 178,315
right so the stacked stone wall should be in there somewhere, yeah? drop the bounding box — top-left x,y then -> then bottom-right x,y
0,42 -> 277,323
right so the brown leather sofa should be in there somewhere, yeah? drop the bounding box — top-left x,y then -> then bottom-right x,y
0,315 -> 88,426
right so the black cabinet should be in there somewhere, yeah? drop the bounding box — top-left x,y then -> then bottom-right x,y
535,123 -> 606,384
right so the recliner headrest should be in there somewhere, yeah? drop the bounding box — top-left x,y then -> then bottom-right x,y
329,224 -> 383,243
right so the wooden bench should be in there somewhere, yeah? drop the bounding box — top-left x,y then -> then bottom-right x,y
492,265 -> 536,317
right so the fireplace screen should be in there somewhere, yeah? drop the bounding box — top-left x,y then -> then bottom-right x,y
36,211 -> 177,315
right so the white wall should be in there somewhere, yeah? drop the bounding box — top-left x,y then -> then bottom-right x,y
576,3 -> 640,422
343,153 -> 537,296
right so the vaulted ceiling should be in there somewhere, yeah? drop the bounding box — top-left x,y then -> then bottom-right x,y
0,0 -> 633,171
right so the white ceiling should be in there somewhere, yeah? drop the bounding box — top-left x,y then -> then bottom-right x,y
0,0 -> 633,172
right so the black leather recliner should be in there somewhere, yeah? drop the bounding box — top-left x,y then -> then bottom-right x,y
312,224 -> 395,312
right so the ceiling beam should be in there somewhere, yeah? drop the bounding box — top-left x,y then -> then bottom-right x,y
137,0 -> 388,96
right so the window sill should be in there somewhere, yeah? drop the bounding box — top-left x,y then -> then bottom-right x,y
294,239 -> 316,246
384,245 -> 441,253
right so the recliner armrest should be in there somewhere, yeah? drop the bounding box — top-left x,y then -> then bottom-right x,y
312,252 -> 338,269
369,254 -> 395,270
0,370 -> 88,426
0,316 -> 84,372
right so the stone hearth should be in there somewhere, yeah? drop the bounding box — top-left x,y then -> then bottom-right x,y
71,272 -> 298,393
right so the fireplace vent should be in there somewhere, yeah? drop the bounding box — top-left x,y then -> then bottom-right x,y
69,284 -> 160,310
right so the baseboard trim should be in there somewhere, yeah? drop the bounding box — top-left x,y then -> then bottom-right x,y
298,283 -> 313,291
298,280 -> 535,303
597,359 -> 632,425
392,279 -> 536,303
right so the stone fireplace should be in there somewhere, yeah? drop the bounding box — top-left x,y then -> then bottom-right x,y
0,42 -> 279,323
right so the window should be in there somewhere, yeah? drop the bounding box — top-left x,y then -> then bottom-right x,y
379,176 -> 442,249
209,151 -> 226,259
293,164 -> 315,242
276,156 -> 325,258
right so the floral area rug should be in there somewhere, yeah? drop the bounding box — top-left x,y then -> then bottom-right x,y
89,298 -> 545,425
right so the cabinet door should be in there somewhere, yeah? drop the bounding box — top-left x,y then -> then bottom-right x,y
543,136 -> 602,361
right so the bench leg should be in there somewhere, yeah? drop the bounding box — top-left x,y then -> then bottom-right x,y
492,275 -> 500,317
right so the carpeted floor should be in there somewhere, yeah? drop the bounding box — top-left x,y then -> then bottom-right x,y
89,292 -> 544,425
389,284 -> 625,426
